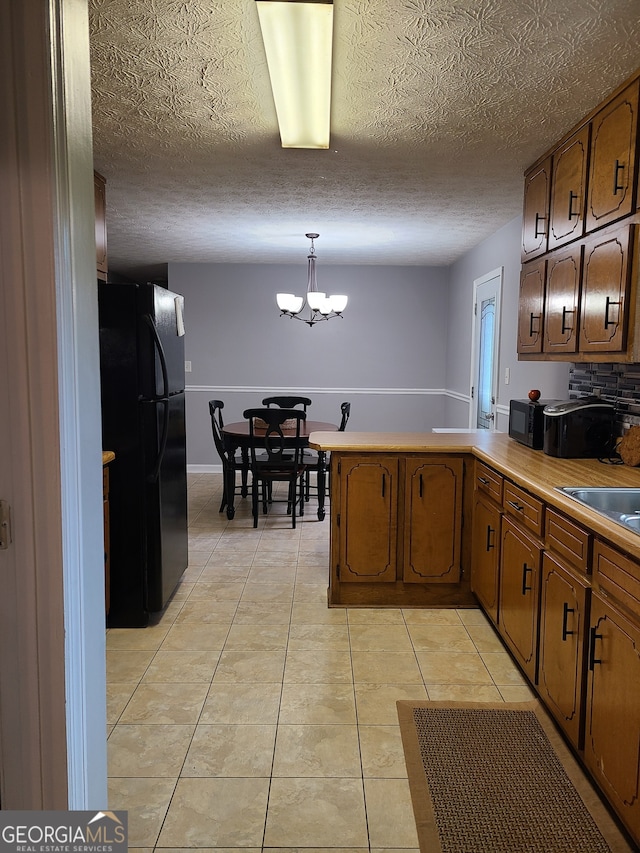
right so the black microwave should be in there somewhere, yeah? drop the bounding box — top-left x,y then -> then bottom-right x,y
509,399 -> 559,449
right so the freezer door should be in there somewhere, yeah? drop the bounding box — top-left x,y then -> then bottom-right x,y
150,284 -> 186,397
144,391 -> 188,611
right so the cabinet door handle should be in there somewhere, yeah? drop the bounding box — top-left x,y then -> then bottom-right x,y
562,602 -> 575,641
589,626 -> 603,670
604,296 -> 621,329
507,499 -> 525,513
568,190 -> 579,219
613,159 -> 625,195
534,212 -> 546,238
561,306 -> 574,334
419,473 -> 423,498
381,473 -> 385,498
485,524 -> 495,552
521,563 -> 533,595
529,312 -> 541,337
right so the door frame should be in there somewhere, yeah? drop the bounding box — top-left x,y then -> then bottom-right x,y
468,267 -> 503,429
0,0 -> 107,808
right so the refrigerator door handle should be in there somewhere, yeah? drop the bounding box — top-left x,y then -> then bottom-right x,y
142,314 -> 170,483
143,313 -> 169,399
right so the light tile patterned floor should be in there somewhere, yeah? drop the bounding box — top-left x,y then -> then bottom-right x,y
107,472 -> 533,851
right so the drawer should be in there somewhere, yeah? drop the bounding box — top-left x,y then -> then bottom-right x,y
545,508 -> 592,574
593,540 -> 640,621
503,481 -> 544,538
475,461 -> 503,505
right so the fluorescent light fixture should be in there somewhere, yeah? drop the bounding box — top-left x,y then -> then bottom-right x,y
255,0 -> 333,149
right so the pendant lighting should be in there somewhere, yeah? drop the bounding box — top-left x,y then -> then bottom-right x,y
276,234 -> 348,326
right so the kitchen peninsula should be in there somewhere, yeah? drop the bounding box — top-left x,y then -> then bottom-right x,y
310,429 -> 640,845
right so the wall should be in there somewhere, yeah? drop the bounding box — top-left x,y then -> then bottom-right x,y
169,262 -> 450,467
444,216 -> 571,431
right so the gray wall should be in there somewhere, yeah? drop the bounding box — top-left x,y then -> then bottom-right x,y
170,262 -> 450,467
444,216 -> 570,432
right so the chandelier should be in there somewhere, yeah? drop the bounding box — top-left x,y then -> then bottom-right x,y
276,234 -> 348,327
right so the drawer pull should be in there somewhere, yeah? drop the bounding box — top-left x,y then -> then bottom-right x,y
507,499 -> 525,513
477,476 -> 490,486
486,525 -> 495,552
521,563 -> 533,595
589,626 -> 603,670
561,602 -> 575,641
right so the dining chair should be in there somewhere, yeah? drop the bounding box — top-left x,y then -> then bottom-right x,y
262,395 -> 312,412
304,401 -> 351,504
208,400 -> 250,519
242,407 -> 307,528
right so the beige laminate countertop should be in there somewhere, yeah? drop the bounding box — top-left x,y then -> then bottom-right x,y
102,450 -> 115,465
309,430 -> 640,562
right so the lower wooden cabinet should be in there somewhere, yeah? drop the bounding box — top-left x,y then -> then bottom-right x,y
329,453 -> 473,607
537,552 -> 589,749
498,516 -> 542,683
584,593 -> 640,841
470,491 -> 501,624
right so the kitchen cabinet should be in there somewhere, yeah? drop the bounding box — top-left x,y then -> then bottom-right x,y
335,455 -> 399,583
94,170 -> 107,281
328,451 -> 473,607
538,552 -> 589,749
521,157 -> 551,261
548,125 -> 589,252
470,461 -> 503,624
543,244 -> 582,354
586,80 -> 639,233
585,591 -> 640,842
403,457 -> 463,584
579,223 -> 634,353
517,259 -> 546,354
499,515 -> 542,683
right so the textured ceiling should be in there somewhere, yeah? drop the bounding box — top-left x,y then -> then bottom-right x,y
89,0 -> 640,280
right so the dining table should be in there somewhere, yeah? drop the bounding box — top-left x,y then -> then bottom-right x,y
221,420 -> 338,520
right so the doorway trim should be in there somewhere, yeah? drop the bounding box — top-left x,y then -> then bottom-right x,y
468,267 -> 503,429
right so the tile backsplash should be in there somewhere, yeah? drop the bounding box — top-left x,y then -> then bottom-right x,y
569,363 -> 640,435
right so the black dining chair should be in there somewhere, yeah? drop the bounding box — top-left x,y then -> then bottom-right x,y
304,401 -> 351,508
262,395 -> 312,412
243,407 -> 307,528
208,400 -> 250,519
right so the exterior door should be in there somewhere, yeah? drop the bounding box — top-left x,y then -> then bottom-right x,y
470,268 -> 503,430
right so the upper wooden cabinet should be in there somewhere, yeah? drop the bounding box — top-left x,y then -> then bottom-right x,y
586,80 -> 639,233
521,157 -> 551,261
548,126 -> 590,252
94,170 -> 107,281
519,69 -> 640,362
517,259 -> 545,354
579,224 -> 633,353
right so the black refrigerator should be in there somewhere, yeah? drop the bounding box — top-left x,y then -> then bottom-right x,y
98,282 -> 188,627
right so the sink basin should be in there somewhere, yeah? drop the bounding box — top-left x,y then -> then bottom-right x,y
557,487 -> 640,534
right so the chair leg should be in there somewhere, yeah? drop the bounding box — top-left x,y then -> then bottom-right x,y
251,480 -> 259,528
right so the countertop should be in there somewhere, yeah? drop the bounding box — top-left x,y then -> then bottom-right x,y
102,451 -> 115,465
309,431 -> 640,562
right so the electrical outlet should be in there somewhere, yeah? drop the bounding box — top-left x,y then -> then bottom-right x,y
504,367 -> 510,385
185,361 -> 192,373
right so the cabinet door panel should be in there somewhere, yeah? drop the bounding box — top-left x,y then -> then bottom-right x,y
522,157 -> 551,260
543,244 -> 582,353
586,80 -> 639,232
339,457 -> 398,582
548,126 -> 589,251
538,553 -> 588,749
585,595 -> 640,841
579,224 -> 632,353
517,259 -> 545,354
499,517 -> 541,682
471,493 -> 501,623
403,457 -> 463,583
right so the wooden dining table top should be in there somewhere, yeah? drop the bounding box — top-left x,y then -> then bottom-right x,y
222,420 -> 338,439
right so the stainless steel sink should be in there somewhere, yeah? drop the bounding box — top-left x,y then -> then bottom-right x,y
557,487 -> 640,534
